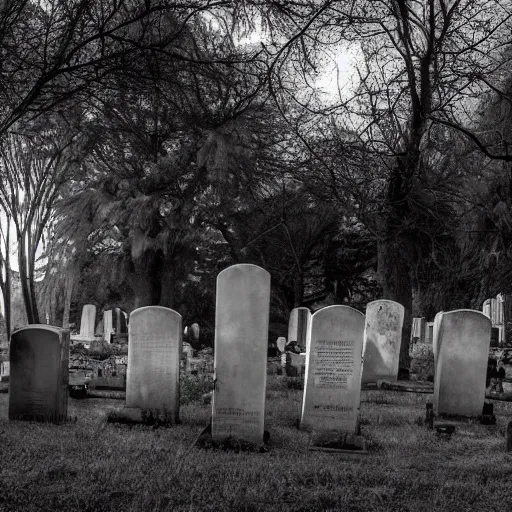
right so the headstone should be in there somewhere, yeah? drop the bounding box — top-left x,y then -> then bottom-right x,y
276,337 -> 286,353
491,298 -> 498,325
211,264 -> 270,444
288,307 -> 311,351
80,304 -> 96,339
301,305 -> 365,435
483,299 -> 491,319
9,325 -> 69,423
361,300 -> 404,384
432,311 -> 443,369
433,310 -> 491,417
103,310 -> 113,343
190,323 -> 200,341
411,317 -> 426,343
285,352 -> 306,376
425,322 -> 434,344
497,294 -> 504,325
114,308 -> 128,337
126,306 -> 182,421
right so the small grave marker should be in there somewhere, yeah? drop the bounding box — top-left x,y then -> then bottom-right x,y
361,300 -> 404,384
125,306 -> 182,423
433,309 -> 491,417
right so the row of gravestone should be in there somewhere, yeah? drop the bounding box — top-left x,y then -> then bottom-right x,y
77,305 -> 128,343
7,264 -> 492,444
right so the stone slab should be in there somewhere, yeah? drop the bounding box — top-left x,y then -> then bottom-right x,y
362,300 -> 404,383
288,307 -> 311,351
301,305 -> 365,434
9,325 -> 69,423
80,305 -> 96,339
211,264 -> 270,444
126,306 -> 181,422
434,310 -> 491,417
103,310 -> 113,343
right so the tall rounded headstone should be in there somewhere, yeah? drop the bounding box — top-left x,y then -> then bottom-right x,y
288,307 -> 311,351
127,306 -> 182,421
483,299 -> 491,319
114,308 -> 128,336
432,311 -> 443,370
211,264 -> 270,444
9,325 -> 69,423
362,300 -> 404,384
433,310 -> 491,417
80,304 -> 96,339
103,310 -> 113,343
301,305 -> 365,434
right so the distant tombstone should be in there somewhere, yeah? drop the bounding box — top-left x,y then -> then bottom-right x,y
425,322 -> 434,344
490,327 -> 500,347
126,306 -> 182,421
288,307 -> 311,351
497,294 -> 504,325
483,299 -> 491,319
491,298 -> 498,325
301,305 -> 365,435
9,325 -> 69,423
80,304 -> 96,339
114,308 -> 128,336
411,317 -> 426,343
361,300 -> 404,384
211,264 -> 270,444
190,323 -> 200,341
285,352 -> 306,376
432,311 -> 443,369
103,310 -> 113,343
276,337 -> 287,353
433,310 -> 491,417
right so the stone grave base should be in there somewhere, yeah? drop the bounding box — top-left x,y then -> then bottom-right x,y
485,391 -> 512,402
9,412 -> 73,424
309,432 -> 368,454
362,380 -> 434,393
88,389 -> 125,399
107,407 -> 180,426
193,422 -> 270,453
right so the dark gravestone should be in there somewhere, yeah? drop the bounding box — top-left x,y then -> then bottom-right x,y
490,327 -> 500,347
9,325 -> 69,423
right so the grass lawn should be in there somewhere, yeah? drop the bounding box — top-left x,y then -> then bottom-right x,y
1,375 -> 512,511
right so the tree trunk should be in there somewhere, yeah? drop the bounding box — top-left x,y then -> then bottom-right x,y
18,240 -> 38,324
159,268 -> 175,309
62,267 -> 75,328
378,237 -> 413,372
128,272 -> 156,309
293,271 -> 304,307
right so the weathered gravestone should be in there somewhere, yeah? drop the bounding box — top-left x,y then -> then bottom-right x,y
80,304 -> 96,339
432,311 -> 443,370
276,337 -> 287,353
411,317 -> 426,343
211,264 -> 270,444
288,307 -> 311,352
301,305 -> 365,435
483,299 -> 491,319
126,306 -> 182,423
190,323 -> 200,342
433,310 -> 491,417
114,308 -> 128,337
9,325 -> 69,423
361,300 -> 404,384
103,310 -> 113,343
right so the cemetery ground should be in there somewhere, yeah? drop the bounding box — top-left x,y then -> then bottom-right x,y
1,375 -> 512,512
